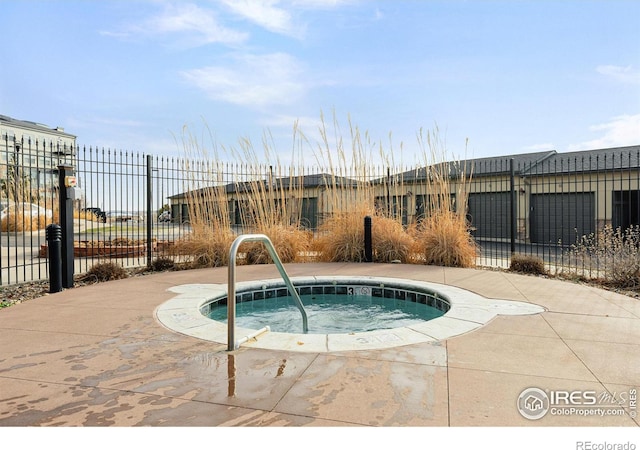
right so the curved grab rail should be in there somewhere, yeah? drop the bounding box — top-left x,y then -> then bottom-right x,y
227,234 -> 308,350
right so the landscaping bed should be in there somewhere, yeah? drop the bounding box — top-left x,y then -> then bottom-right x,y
39,238 -> 155,258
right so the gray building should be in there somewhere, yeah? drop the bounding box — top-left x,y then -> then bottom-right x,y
169,145 -> 640,246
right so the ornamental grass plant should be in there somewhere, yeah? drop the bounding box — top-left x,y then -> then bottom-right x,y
0,211 -> 48,232
172,128 -> 236,268
313,202 -> 373,262
409,128 -> 478,267
371,214 -> 415,263
410,210 -> 477,267
176,116 -> 476,269
313,208 -> 414,263
177,126 -> 311,266
229,135 -> 311,264
309,113 -> 413,262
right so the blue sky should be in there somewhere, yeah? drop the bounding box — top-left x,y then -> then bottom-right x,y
1,0 -> 639,164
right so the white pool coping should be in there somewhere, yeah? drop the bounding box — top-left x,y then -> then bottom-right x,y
155,276 -> 546,352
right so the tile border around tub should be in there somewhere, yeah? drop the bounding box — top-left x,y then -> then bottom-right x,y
155,276 -> 546,353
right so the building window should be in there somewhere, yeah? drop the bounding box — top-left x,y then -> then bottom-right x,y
613,190 -> 640,231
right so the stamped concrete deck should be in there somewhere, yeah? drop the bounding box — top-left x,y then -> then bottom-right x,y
0,263 -> 638,427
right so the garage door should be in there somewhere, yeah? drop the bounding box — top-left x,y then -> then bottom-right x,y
467,192 -> 512,239
530,192 -> 595,245
301,197 -> 318,229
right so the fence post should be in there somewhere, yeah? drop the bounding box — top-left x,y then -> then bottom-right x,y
386,167 -> 391,217
46,224 -> 62,293
510,158 -> 516,255
146,155 -> 153,267
58,165 -> 75,288
364,216 -> 373,262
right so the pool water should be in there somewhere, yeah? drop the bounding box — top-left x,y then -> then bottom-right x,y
207,292 -> 446,334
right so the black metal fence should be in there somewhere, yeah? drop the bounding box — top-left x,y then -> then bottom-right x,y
468,149 -> 640,277
1,139 -> 638,286
1,135 -> 66,285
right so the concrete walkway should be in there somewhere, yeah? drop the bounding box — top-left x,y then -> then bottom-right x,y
0,263 -> 638,427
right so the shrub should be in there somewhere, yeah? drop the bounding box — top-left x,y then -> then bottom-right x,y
410,211 -> 478,267
0,212 -> 47,232
176,129 -> 236,268
174,228 -> 235,269
371,215 -> 415,263
407,127 -> 477,268
509,254 -> 547,275
571,225 -> 640,289
314,211 -> 414,263
310,113 -> 414,263
83,262 -> 128,282
149,257 -> 176,272
314,210 -> 368,262
243,224 -> 311,264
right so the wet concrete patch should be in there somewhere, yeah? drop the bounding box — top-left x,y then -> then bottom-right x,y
274,353 -> 449,426
127,348 -> 319,411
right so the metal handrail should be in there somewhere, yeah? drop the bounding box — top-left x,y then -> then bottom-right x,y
227,234 -> 308,351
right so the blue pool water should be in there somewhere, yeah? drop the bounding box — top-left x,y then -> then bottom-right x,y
207,288 -> 447,334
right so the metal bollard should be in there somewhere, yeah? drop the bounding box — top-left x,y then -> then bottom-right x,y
364,215 -> 373,262
46,224 -> 63,293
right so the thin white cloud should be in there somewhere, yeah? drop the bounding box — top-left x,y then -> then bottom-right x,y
99,30 -> 131,39
596,65 -> 640,84
104,3 -> 248,46
568,114 -> 640,151
181,53 -> 307,107
219,0 -> 301,37
103,0 -> 358,45
290,0 -> 357,8
218,0 -> 360,37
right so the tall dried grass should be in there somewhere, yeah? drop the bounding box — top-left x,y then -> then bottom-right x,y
313,203 -> 373,262
410,211 -> 477,266
314,207 -> 415,263
0,212 -> 48,232
75,210 -> 99,221
1,178 -> 53,231
244,223 -> 311,264
172,127 -> 235,268
175,116 -> 476,269
231,136 -> 311,264
372,214 -> 415,263
172,229 -> 234,268
176,126 -> 311,266
409,128 -> 478,267
310,113 -> 415,262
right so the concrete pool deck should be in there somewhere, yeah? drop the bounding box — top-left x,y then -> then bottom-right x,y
0,263 -> 638,427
